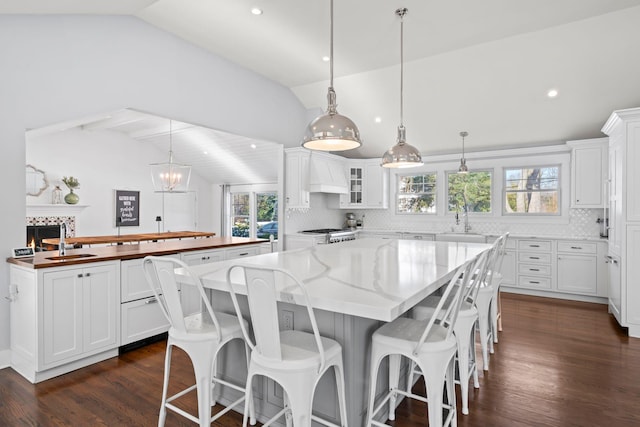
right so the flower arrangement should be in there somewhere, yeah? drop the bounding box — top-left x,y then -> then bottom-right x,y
62,176 -> 80,190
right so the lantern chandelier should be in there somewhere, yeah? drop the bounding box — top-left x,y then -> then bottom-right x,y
150,120 -> 192,193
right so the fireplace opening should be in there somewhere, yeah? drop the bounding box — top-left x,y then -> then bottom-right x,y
26,225 -> 60,252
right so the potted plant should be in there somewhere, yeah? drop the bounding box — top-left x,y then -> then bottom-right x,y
62,176 -> 80,204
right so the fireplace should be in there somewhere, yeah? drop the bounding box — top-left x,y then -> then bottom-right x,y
26,225 -> 60,252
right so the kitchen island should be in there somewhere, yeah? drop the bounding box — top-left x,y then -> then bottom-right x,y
177,238 -> 490,426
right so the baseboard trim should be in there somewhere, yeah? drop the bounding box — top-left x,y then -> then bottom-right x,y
501,286 -> 607,305
0,349 -> 10,369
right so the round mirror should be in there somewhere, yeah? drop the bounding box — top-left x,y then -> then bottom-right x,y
26,164 -> 49,197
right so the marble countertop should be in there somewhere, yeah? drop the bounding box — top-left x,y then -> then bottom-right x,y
357,229 -> 607,242
178,238 -> 490,322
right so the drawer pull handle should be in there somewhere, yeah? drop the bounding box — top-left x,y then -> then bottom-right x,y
85,273 -> 90,277
571,246 -> 582,250
239,252 -> 249,256
530,281 -> 540,284
530,244 -> 540,248
529,256 -> 540,260
530,268 -> 539,271
78,274 -> 83,278
145,298 -> 158,304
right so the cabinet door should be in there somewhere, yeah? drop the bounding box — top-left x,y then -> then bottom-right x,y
557,254 -> 597,294
83,264 -> 119,353
285,150 -> 310,209
609,134 -> 624,255
572,146 -> 605,207
43,269 -> 84,365
607,254 -> 622,323
343,166 -> 364,206
364,161 -> 389,208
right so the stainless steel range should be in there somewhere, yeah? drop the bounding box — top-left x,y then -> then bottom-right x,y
300,228 -> 358,244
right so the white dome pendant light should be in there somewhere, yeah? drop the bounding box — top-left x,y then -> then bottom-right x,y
381,8 -> 423,168
458,131 -> 469,174
302,0 -> 361,151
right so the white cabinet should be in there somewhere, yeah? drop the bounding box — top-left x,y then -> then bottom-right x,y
9,261 -> 120,382
285,148 -> 310,210
333,159 -> 389,209
556,241 -> 598,295
602,107 -> 640,337
42,263 -> 119,366
120,257 -> 175,346
568,138 -> 608,208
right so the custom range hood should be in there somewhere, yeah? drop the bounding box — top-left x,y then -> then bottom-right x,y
309,152 -> 348,194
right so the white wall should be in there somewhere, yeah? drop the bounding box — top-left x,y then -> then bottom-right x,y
0,15 -> 308,358
27,128 -> 213,235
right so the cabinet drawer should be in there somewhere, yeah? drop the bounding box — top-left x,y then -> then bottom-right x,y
557,241 -> 597,254
518,252 -> 552,264
225,246 -> 260,259
121,297 -> 170,345
518,263 -> 551,276
518,240 -> 552,252
518,275 -> 552,290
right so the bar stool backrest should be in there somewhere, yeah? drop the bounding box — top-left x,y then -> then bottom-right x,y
226,265 -> 327,373
143,256 -> 221,341
414,259 -> 474,356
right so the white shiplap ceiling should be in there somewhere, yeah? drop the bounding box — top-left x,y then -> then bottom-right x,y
5,0 -> 640,160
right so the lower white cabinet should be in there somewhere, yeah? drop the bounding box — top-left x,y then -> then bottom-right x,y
10,261 -> 120,383
181,249 -> 225,315
556,241 -> 599,295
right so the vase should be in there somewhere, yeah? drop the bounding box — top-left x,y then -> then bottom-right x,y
65,189 -> 79,205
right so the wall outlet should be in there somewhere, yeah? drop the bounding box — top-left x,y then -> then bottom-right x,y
282,310 -> 294,331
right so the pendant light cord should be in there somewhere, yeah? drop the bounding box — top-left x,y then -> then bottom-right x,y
399,10 -> 404,128
330,0 -> 334,90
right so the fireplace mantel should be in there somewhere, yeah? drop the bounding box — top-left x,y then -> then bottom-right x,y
26,204 -> 89,217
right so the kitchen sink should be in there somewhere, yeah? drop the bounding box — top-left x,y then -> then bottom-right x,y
45,253 -> 98,261
435,232 -> 487,243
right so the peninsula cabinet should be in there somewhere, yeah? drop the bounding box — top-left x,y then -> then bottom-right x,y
10,261 -> 120,383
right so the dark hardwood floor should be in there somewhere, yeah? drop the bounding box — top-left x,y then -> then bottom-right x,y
1,293 -> 640,426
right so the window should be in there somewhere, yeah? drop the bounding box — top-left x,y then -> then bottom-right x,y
504,166 -> 560,214
256,192 -> 278,239
397,173 -> 437,214
447,171 -> 492,214
231,193 -> 250,237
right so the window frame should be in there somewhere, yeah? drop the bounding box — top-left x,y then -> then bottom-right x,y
395,171 -> 438,215
445,168 -> 494,216
502,164 -> 562,216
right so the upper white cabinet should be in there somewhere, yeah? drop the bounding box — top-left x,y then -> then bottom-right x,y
284,148 -> 310,210
333,159 -> 389,209
568,138 -> 608,208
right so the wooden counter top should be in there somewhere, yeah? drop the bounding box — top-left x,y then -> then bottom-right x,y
41,231 -> 215,246
7,237 -> 268,269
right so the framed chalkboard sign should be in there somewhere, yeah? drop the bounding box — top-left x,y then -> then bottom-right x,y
115,190 -> 140,227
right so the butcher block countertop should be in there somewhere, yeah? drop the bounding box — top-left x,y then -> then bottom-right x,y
41,230 -> 215,246
7,236 -> 268,269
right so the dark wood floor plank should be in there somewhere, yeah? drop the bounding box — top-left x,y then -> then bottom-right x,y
1,293 -> 640,426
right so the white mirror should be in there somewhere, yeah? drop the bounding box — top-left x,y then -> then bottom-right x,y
26,164 -> 49,197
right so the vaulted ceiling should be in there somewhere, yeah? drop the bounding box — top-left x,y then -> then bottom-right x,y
6,0 -> 640,161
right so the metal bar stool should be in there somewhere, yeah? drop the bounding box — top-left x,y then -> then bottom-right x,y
143,256 -> 255,427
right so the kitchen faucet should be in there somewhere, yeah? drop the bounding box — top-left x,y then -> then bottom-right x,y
59,222 -> 67,256
454,192 -> 472,233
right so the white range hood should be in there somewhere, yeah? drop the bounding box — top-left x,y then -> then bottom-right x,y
309,152 -> 348,194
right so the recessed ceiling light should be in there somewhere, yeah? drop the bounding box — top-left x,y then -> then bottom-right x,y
251,8 -> 263,15
250,143 -> 257,149
203,151 -> 208,155
374,117 -> 382,123
547,89 -> 559,98
322,56 -> 330,62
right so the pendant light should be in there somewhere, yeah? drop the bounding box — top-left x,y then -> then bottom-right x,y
150,120 -> 192,193
381,8 -> 423,168
302,0 -> 361,151
458,131 -> 469,174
